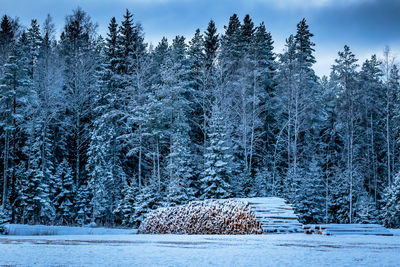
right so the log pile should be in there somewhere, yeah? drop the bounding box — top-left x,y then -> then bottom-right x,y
244,197 -> 303,233
303,224 -> 328,235
303,224 -> 393,236
138,199 -> 263,234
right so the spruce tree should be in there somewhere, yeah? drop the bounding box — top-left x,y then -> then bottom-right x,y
204,20 -> 218,70
382,172 -> 400,228
294,158 -> 325,224
201,104 -> 232,199
54,159 -> 74,224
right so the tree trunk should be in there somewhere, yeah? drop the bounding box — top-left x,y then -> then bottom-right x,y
2,130 -> 9,209
138,125 -> 142,190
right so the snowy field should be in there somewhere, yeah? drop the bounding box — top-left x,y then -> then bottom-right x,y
1,233 -> 400,266
2,224 -> 137,236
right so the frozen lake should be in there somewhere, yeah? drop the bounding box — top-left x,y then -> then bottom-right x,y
1,233 -> 400,266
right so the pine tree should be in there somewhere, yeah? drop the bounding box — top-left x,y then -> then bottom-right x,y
294,158 -> 325,224
246,22 -> 277,195
382,172 -> 400,228
273,35 -> 297,197
60,7 -> 97,187
331,45 -> 360,223
390,65 -> 400,173
115,183 -> 137,226
166,130 -> 194,205
86,35 -> 126,225
132,184 -> 159,227
87,124 -> 114,224
0,32 -> 31,211
0,15 -> 16,76
201,104 -> 232,199
204,20 -> 218,70
359,55 -> 385,205
292,18 -> 318,184
54,159 -> 74,224
26,19 -> 42,79
354,193 -> 379,224
74,183 -> 91,226
24,128 -> 56,224
117,9 -> 134,75
152,36 -> 195,203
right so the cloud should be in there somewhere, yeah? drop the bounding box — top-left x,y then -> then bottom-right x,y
92,0 -> 193,4
251,0 -> 375,9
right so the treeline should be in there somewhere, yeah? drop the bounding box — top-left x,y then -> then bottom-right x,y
0,8 -> 399,228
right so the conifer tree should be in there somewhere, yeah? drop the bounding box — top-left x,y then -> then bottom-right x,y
382,172 -> 400,228
54,159 -> 74,224
331,45 -> 360,223
0,32 -> 31,211
294,158 -> 325,224
201,104 -> 232,199
60,7 -> 97,187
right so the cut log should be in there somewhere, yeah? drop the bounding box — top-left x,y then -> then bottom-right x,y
138,199 -> 263,234
138,197 -> 303,234
303,224 -> 393,236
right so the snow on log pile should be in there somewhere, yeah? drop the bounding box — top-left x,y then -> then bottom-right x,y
244,197 -> 303,233
303,224 -> 393,236
138,199 -> 263,234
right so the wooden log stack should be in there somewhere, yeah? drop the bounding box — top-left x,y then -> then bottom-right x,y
303,224 -> 393,236
138,199 -> 263,234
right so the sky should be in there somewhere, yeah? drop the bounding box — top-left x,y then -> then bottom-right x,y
1,0 -> 399,76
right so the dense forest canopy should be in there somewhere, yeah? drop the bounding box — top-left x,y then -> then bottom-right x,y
0,8 -> 399,228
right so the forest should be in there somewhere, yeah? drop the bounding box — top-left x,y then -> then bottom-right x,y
0,7 -> 399,228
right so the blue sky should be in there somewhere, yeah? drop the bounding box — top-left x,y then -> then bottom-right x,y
2,0 -> 399,76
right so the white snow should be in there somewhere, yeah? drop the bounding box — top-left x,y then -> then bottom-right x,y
1,234 -> 400,266
242,197 -> 303,233
2,224 -> 137,236
390,229 -> 400,236
303,224 -> 393,236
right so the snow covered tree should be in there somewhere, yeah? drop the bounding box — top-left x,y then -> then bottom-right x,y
114,183 -> 137,226
331,45 -> 360,223
274,19 -> 319,201
87,124 -> 115,225
294,158 -> 325,224
201,104 -> 232,199
0,32 -> 32,211
166,130 -> 194,205
131,184 -> 159,227
390,65 -> 400,172
0,10 -> 398,227
354,193 -> 379,224
382,172 -> 400,228
74,183 -> 91,226
358,55 -> 385,204
0,15 -> 16,77
54,159 -> 74,224
26,19 -> 42,79
60,7 -> 97,187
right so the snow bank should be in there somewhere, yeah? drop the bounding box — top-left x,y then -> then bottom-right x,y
2,224 -> 137,236
138,199 -> 263,234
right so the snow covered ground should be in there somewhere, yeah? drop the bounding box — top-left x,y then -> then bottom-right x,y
390,229 -> 400,236
1,233 -> 400,266
2,224 -> 137,236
